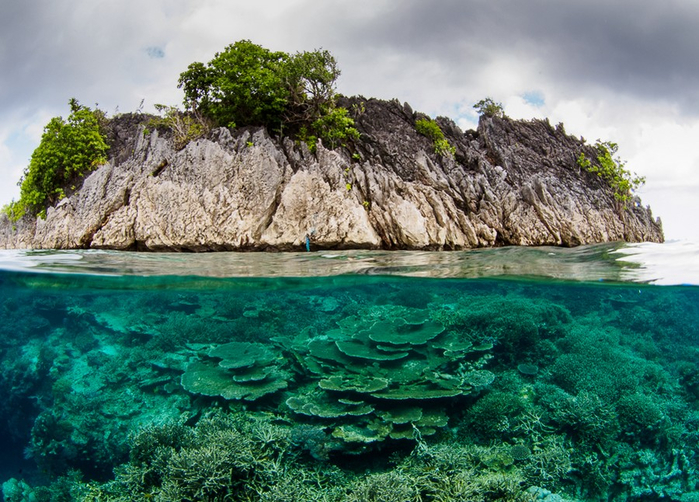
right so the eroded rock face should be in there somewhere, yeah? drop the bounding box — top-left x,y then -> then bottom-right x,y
0,98 -> 663,250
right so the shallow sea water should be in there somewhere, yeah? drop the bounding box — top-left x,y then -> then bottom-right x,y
0,242 -> 697,501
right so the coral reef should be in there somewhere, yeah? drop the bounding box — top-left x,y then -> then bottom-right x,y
1,272 -> 698,500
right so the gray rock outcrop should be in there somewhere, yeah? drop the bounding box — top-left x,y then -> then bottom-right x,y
0,97 -> 663,250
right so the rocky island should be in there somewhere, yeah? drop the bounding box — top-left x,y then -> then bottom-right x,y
0,42 -> 663,251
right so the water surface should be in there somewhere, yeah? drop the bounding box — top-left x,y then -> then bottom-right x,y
1,242 -> 697,501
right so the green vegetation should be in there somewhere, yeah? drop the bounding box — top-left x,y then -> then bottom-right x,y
150,104 -> 212,150
415,118 -> 456,157
3,99 -> 108,221
577,140 -> 645,204
178,40 -> 358,149
2,41 -> 361,223
178,40 -> 289,130
473,97 -> 505,118
309,106 -> 359,149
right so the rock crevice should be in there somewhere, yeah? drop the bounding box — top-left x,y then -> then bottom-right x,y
0,98 -> 663,250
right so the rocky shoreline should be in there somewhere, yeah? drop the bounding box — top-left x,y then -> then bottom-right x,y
0,97 -> 663,250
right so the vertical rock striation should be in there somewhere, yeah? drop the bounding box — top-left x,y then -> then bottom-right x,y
0,97 -> 663,250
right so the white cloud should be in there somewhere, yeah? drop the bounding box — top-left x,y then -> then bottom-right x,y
535,96 -> 699,240
1,0 -> 697,240
502,96 -> 544,122
0,134 -> 25,206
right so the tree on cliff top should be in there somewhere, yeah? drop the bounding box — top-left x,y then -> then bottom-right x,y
178,41 -> 289,130
473,97 -> 505,118
4,99 -> 108,221
177,40 -> 357,147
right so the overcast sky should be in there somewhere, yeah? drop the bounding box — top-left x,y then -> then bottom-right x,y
2,0 -> 698,240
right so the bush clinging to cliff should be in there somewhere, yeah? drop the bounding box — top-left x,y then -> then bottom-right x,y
5,99 -> 109,221
415,118 -> 455,157
577,140 -> 645,205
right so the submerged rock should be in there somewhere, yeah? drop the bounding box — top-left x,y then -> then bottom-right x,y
0,98 -> 663,250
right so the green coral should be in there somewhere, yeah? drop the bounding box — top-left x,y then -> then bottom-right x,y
3,272 -> 699,502
464,390 -> 529,438
347,471 -> 421,502
99,412 -> 295,500
550,390 -> 619,447
58,415 -> 549,500
615,393 -> 664,443
180,342 -> 289,401
285,304 -> 496,443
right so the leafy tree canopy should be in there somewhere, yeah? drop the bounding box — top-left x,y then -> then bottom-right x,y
177,40 -> 357,147
4,99 -> 108,221
178,40 -> 289,130
282,49 -> 340,127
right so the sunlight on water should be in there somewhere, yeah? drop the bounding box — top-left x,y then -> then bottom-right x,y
613,239 -> 699,285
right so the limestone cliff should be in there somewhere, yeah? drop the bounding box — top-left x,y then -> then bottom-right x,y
0,97 -> 663,250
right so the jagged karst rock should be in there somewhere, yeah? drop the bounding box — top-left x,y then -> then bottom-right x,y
0,98 -> 663,250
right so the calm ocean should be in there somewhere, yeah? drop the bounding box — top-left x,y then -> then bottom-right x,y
1,241 -> 697,501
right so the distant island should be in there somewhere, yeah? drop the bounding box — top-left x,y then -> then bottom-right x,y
0,41 -> 663,251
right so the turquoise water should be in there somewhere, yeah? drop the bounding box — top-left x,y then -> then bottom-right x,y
0,243 -> 698,501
